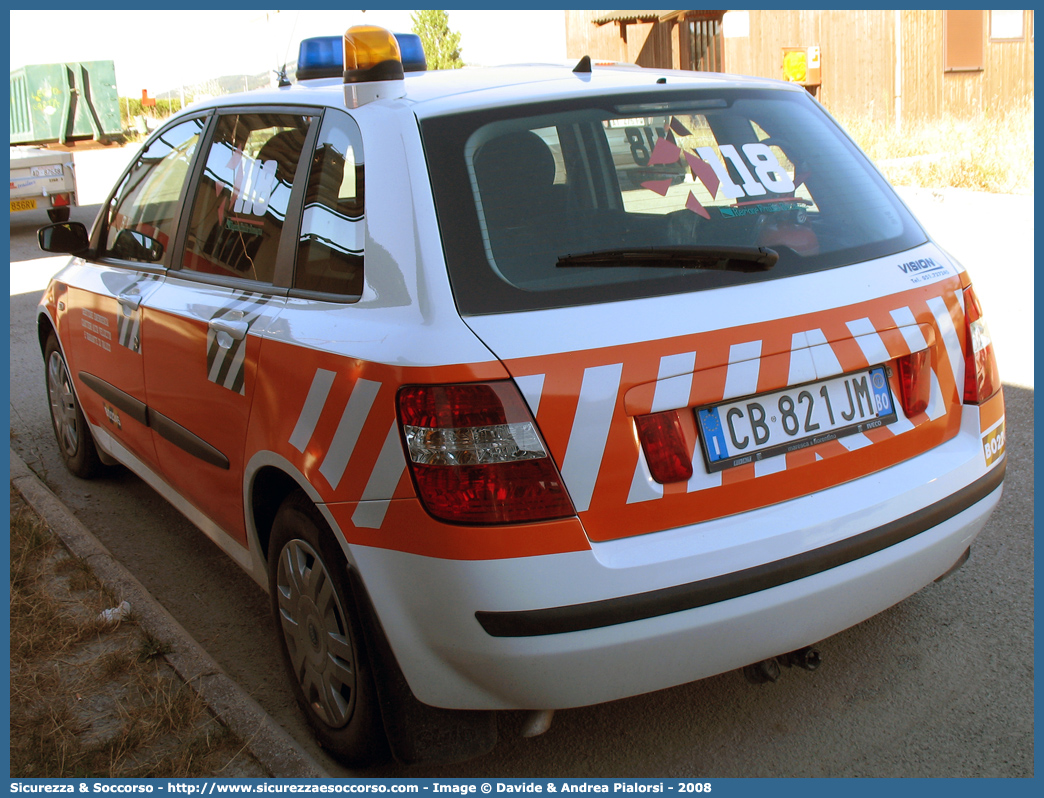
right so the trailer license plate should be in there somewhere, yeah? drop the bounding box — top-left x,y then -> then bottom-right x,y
696,366 -> 897,472
31,165 -> 64,178
10,198 -> 37,213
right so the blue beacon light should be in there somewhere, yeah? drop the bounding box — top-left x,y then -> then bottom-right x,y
296,31 -> 427,82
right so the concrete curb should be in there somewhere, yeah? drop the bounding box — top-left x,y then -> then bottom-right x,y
10,449 -> 329,779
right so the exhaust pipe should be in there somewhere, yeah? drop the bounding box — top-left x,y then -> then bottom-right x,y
779,646 -> 822,671
742,658 -> 781,684
743,646 -> 822,684
520,709 -> 555,738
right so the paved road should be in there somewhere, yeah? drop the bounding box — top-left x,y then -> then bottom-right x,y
7,149 -> 1034,777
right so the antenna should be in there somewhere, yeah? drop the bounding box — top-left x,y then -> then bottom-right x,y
282,11 -> 301,78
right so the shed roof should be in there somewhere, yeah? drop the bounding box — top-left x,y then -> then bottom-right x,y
592,10 -> 727,25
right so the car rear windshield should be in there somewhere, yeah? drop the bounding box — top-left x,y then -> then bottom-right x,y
421,87 -> 927,315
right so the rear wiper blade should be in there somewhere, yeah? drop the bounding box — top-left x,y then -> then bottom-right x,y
557,246 -> 778,272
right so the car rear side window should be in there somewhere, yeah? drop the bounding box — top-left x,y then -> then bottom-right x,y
180,112 -> 314,284
293,110 -> 365,298
103,117 -> 205,266
422,88 -> 927,315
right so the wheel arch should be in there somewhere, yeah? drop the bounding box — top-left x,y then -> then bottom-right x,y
248,462 -> 311,568
38,308 -> 59,356
245,452 -> 347,570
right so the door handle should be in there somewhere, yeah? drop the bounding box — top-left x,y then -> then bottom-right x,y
209,317 -> 248,341
117,291 -> 142,312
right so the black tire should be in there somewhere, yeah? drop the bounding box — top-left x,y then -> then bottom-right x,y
44,335 -> 103,479
268,492 -> 389,766
47,207 -> 70,223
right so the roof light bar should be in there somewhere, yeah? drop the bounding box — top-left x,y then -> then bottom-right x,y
344,25 -> 405,83
296,36 -> 343,81
296,31 -> 427,82
394,34 -> 428,73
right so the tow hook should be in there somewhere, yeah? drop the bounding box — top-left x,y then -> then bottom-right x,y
743,646 -> 822,684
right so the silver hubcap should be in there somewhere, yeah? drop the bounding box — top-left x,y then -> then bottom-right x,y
276,539 -> 356,728
47,350 -> 80,457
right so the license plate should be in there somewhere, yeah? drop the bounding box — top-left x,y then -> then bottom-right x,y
697,366 -> 897,472
31,164 -> 64,178
10,198 -> 37,212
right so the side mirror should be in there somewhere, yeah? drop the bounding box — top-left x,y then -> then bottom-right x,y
38,222 -> 91,256
111,229 -> 165,263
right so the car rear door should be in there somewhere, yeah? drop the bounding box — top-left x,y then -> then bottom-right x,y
139,108 -> 319,544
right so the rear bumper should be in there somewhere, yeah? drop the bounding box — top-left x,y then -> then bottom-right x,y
347,407 -> 1004,710
477,462 -> 1003,638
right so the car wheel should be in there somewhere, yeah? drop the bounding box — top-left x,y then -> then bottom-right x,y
47,207 -> 70,223
269,492 -> 388,766
44,335 -> 103,479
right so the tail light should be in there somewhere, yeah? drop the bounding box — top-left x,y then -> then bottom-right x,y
963,285 -> 1001,404
634,410 -> 693,484
50,193 -> 72,208
398,381 -> 574,525
896,349 -> 931,417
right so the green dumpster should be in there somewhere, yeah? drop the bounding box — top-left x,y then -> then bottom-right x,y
10,60 -> 122,145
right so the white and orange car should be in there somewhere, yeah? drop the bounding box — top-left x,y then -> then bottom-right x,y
37,27 -> 1005,766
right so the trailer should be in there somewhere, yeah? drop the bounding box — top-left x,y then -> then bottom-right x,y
10,146 -> 77,222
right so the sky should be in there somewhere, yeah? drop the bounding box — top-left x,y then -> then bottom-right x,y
9,9 -> 568,97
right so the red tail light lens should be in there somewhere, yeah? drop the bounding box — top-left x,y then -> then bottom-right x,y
963,286 -> 1001,404
634,410 -> 693,484
398,382 -> 575,525
896,349 -> 931,417
50,193 -> 72,208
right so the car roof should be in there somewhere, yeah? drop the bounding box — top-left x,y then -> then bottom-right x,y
189,64 -> 805,119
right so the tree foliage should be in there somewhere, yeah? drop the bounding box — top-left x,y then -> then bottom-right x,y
411,10 -> 465,70
119,97 -> 183,127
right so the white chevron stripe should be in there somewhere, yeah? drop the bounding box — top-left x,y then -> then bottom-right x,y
754,455 -> 788,477
888,307 -> 924,351
847,317 -> 891,367
838,433 -> 873,452
925,369 -> 947,421
788,331 -> 817,385
561,363 -> 624,513
651,351 -> 697,412
352,422 -> 407,529
723,340 -> 762,399
514,373 -> 546,417
289,369 -> 337,452
686,458 -> 723,493
318,378 -> 381,490
805,328 -> 843,378
627,449 -> 664,504
926,296 -> 964,392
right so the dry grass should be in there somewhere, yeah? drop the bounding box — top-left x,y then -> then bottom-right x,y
837,102 -> 1034,194
9,488 -> 265,778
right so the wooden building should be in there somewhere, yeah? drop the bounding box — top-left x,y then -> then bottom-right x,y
564,10 -> 1034,126
564,10 -> 727,72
